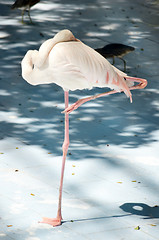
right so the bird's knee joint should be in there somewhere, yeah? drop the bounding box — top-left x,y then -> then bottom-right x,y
62,141 -> 69,151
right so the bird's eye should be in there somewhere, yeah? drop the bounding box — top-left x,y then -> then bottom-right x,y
33,64 -> 34,69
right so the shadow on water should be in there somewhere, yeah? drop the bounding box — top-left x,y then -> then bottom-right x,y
120,203 -> 159,219
61,203 -> 159,225
62,213 -> 132,224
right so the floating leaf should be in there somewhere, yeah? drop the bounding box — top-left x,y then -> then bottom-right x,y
72,173 -> 75,175
7,225 -> 13,227
16,147 -> 19,149
117,182 -> 122,184
150,224 -> 156,226
30,193 -> 35,196
15,169 -> 19,172
135,226 -> 140,230
72,165 -> 76,167
0,152 -> 4,154
132,180 -> 137,182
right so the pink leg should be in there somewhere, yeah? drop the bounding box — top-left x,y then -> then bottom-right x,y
63,77 -> 147,114
40,91 -> 69,227
62,89 -> 117,114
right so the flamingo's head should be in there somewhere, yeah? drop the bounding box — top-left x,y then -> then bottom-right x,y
53,29 -> 78,43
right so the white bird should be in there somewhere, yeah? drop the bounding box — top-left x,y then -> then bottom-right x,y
21,29 -> 147,227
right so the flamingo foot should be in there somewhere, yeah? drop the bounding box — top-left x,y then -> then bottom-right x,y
39,216 -> 62,227
62,98 -> 91,114
62,103 -> 78,114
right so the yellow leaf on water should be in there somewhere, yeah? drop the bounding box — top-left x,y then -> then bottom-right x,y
72,165 -> 76,167
30,193 -> 35,196
72,173 -> 75,175
117,182 -> 122,184
135,226 -> 140,230
7,225 -> 13,227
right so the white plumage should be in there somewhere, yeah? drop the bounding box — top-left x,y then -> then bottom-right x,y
22,29 -> 134,101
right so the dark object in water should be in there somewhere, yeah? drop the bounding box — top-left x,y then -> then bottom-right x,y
95,43 -> 135,71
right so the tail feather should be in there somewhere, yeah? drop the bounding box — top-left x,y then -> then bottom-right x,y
117,75 -> 132,103
116,75 -> 147,103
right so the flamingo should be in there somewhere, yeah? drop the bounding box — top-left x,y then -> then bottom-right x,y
21,29 -> 147,227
